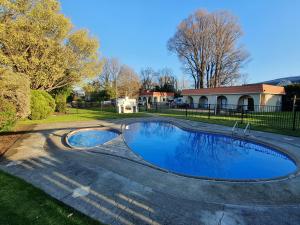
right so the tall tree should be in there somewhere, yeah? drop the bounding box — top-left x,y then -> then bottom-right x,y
117,65 -> 140,98
209,11 -> 249,87
84,59 -> 141,100
140,67 -> 157,90
99,57 -> 121,98
177,74 -> 190,90
0,0 -> 102,92
157,68 -> 178,92
167,9 -> 249,89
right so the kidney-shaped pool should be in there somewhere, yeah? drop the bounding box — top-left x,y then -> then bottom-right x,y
123,121 -> 297,180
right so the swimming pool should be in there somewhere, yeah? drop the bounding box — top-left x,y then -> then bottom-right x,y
67,128 -> 119,148
123,121 -> 297,180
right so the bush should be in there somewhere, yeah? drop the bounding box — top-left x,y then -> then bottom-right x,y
55,93 -> 67,113
50,87 -> 71,113
40,91 -> 56,109
0,97 -> 17,132
0,68 -> 30,119
30,90 -> 56,120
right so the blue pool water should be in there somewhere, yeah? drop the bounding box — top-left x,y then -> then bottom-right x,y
123,121 -> 297,180
67,129 -> 118,148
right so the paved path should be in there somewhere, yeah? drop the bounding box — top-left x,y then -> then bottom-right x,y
1,117 -> 300,225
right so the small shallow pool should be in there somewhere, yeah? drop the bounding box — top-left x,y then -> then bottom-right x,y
67,129 -> 118,148
123,121 -> 297,180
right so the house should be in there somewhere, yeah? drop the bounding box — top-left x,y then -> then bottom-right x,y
182,84 -> 285,111
139,91 -> 174,104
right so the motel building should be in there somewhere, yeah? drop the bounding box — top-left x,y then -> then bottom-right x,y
139,90 -> 175,104
181,84 -> 285,112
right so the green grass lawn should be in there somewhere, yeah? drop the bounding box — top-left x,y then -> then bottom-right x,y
17,107 -> 149,126
0,170 -> 103,225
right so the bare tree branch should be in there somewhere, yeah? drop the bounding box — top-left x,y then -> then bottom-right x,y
168,9 -> 249,89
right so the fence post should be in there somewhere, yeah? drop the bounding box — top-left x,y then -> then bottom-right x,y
185,104 -> 188,117
156,102 -> 158,112
241,105 -> 244,124
208,104 -> 211,119
292,95 -> 297,130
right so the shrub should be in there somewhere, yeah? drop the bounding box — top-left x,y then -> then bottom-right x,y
55,93 -> 67,113
40,91 -> 56,110
30,90 -> 56,120
0,68 -> 30,119
50,87 -> 71,113
0,97 -> 17,132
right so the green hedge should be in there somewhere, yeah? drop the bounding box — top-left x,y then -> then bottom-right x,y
55,93 -> 67,113
0,68 -> 30,119
30,90 -> 56,120
0,97 -> 17,132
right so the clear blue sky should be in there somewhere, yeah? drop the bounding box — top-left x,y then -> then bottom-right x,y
60,0 -> 300,83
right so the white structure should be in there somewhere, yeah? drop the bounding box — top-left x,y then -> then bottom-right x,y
116,97 -> 138,113
182,84 -> 285,112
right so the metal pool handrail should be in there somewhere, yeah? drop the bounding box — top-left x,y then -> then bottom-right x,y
232,121 -> 239,135
244,122 -> 251,136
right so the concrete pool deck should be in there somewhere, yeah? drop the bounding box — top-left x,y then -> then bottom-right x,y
1,117 -> 300,225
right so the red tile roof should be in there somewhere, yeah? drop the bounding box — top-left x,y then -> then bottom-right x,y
182,84 -> 285,95
140,91 -> 174,97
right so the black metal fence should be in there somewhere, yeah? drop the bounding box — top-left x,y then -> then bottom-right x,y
140,102 -> 300,131
69,100 -> 300,131
70,101 -> 116,112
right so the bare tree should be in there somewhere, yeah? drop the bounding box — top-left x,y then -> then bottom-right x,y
209,11 -> 249,87
140,67 -> 157,90
157,68 -> 178,91
239,73 -> 249,85
99,58 -> 120,87
168,9 -> 249,89
178,74 -> 191,90
99,57 -> 121,97
117,65 -> 141,98
85,58 -> 141,99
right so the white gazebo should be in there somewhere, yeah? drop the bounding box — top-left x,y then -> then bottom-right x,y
116,97 -> 138,113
